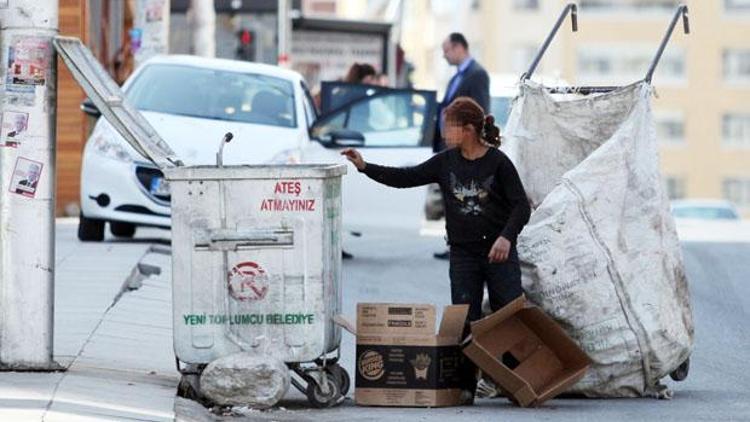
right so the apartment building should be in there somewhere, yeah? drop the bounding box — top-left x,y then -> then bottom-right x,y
401,0 -> 750,213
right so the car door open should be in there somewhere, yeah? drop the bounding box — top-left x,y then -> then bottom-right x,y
307,84 -> 438,232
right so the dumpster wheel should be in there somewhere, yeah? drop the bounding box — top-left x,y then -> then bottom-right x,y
669,357 -> 690,382
305,372 -> 340,408
326,363 -> 350,397
177,373 -> 214,408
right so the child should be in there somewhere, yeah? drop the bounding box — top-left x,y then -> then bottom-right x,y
341,96 -> 531,401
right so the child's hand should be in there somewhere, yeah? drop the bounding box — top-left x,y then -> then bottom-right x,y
488,236 -> 511,263
340,148 -> 366,171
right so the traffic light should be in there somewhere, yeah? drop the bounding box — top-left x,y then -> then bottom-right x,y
236,29 -> 256,62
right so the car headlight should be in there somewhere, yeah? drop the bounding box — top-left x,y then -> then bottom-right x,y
91,132 -> 134,163
269,149 -> 301,165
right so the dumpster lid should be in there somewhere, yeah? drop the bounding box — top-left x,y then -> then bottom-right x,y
163,164 -> 347,181
53,36 -> 182,169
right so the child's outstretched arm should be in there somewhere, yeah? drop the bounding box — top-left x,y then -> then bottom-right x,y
341,148 -> 441,189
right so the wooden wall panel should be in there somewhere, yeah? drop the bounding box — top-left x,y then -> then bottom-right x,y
56,0 -> 88,216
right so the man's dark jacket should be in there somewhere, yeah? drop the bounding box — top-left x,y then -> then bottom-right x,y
434,59 -> 490,151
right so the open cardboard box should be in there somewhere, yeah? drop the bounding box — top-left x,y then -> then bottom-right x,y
463,296 -> 591,407
337,303 -> 470,407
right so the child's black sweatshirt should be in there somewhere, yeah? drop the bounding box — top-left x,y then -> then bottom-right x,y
361,147 -> 531,252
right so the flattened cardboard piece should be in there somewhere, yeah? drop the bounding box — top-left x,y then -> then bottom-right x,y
463,341 -> 534,405
358,334 -> 458,347
469,295 -> 525,336
437,305 -> 469,341
463,297 -> 591,407
355,343 -> 464,394
356,388 -> 462,407
355,302 -> 469,408
520,308 -> 592,368
356,303 -> 436,336
333,314 -> 356,335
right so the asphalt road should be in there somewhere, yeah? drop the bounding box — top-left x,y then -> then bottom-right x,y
207,229 -> 750,422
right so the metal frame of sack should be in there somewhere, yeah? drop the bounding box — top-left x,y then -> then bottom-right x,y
521,3 -> 690,95
516,2 -> 694,384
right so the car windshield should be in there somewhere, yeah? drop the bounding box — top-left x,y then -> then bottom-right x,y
672,206 -> 739,220
126,64 -> 296,128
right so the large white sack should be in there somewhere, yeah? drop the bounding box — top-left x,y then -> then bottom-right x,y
503,82 -> 693,397
200,352 -> 290,408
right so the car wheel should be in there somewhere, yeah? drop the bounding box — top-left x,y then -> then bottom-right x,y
78,212 -> 105,242
110,221 -> 136,238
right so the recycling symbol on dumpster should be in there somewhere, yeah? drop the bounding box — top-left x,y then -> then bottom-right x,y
228,261 -> 270,302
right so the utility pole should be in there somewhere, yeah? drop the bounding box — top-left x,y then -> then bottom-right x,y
385,0 -> 404,87
189,0 -> 215,57
132,0 -> 170,67
0,0 -> 59,370
277,0 -> 291,68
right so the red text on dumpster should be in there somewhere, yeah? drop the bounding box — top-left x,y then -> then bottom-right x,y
260,198 -> 315,212
274,181 -> 301,196
260,180 -> 315,212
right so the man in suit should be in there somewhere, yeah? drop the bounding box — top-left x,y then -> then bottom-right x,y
433,32 -> 491,260
434,33 -> 490,152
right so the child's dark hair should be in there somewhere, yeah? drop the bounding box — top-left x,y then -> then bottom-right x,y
443,96 -> 501,147
344,63 -> 377,84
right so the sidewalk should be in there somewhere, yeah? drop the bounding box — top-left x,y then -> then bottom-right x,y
0,219 -> 179,421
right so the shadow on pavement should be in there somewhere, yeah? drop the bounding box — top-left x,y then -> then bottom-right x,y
105,237 -> 171,246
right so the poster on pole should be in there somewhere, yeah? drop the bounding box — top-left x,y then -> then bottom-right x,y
0,111 -> 29,148
6,36 -> 50,94
133,0 -> 170,66
9,157 -> 43,198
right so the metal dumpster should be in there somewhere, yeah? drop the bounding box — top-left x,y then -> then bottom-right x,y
53,36 -> 350,408
166,164 -> 349,407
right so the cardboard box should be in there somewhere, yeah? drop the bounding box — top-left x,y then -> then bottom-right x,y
462,296 -> 591,407
351,303 -> 470,407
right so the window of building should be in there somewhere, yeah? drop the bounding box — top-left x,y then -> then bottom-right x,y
722,113 -> 750,147
580,0 -> 678,13
723,178 -> 750,207
725,0 -> 750,12
664,176 -> 686,200
578,45 -> 685,85
723,49 -> 750,82
513,0 -> 539,10
654,112 -> 685,145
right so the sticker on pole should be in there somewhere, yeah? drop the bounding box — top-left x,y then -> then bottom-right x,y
228,261 -> 270,302
0,111 -> 29,147
9,157 -> 42,198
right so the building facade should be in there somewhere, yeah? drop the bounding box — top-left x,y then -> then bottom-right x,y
55,0 -> 750,216
400,0 -> 750,215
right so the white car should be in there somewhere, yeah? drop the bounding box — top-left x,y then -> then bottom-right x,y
77,55 -> 438,241
671,199 -> 741,220
670,199 -> 750,242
